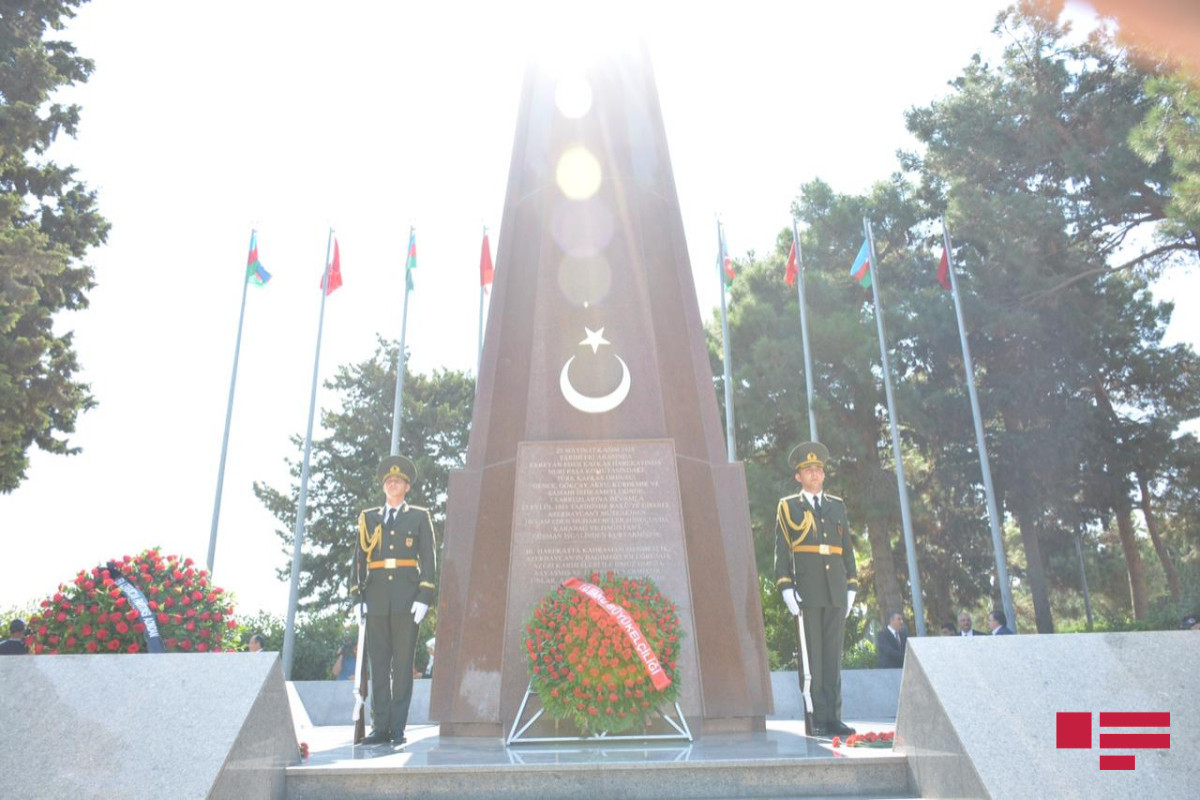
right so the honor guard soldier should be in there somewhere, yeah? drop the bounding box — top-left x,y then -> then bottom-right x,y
774,442 -> 859,738
355,455 -> 438,745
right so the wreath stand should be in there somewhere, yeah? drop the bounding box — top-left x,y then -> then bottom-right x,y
506,680 -> 693,745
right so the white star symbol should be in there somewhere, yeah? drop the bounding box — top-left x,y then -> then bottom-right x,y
579,327 -> 610,354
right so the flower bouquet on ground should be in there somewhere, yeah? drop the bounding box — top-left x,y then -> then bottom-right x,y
832,731 -> 894,748
524,571 -> 684,735
24,548 -> 237,654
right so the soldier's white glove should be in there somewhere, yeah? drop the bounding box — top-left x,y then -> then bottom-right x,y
845,590 -> 856,618
411,601 -> 429,624
781,588 -> 801,617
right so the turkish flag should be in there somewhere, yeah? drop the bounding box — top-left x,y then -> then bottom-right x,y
785,241 -> 798,287
936,249 -> 951,291
323,238 -> 343,295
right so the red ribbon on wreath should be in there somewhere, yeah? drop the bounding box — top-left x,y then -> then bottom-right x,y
563,577 -> 672,690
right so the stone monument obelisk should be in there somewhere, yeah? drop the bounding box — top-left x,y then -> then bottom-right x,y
430,43 -> 773,737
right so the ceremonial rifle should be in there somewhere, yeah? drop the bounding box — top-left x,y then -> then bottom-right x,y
351,554 -> 368,743
352,600 -> 368,743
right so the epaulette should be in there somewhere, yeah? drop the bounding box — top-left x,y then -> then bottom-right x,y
363,506 -> 383,514
824,494 -> 843,503
781,492 -> 804,502
407,504 -> 428,512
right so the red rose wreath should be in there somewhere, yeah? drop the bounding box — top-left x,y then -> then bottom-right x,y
524,571 -> 684,734
24,548 -> 237,655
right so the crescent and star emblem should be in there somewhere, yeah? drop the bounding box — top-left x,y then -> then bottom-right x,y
559,326 -> 632,414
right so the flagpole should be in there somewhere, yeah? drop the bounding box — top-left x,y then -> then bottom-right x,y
863,217 -> 926,636
791,220 -> 819,442
391,225 -> 414,456
282,227 -> 335,679
941,215 -> 1017,633
206,232 -> 254,575
478,224 -> 487,376
717,219 -> 737,462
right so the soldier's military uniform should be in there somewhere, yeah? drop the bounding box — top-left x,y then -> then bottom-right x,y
774,442 -> 858,733
355,456 -> 437,743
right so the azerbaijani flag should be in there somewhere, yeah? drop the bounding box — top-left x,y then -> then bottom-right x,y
405,228 -> 417,291
849,239 -> 871,288
246,231 -> 271,286
785,241 -> 799,287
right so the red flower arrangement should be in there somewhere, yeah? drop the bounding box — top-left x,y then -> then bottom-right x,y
524,571 -> 684,735
23,548 -> 236,655
832,730 -> 894,748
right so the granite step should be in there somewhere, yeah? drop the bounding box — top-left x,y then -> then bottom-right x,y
286,722 -> 913,800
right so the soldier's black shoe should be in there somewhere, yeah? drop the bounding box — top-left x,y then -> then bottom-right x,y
808,723 -> 832,737
361,730 -> 392,745
830,721 -> 856,737
391,733 -> 407,745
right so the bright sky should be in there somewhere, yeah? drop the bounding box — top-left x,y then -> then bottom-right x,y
3,1 -> 1195,619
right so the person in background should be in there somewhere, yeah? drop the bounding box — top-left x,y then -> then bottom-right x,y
333,638 -> 359,680
957,610 -> 985,637
247,633 -> 266,652
423,637 -> 435,678
940,621 -> 957,636
0,619 -> 28,655
1181,613 -> 1199,631
988,609 -> 1014,635
875,611 -> 907,668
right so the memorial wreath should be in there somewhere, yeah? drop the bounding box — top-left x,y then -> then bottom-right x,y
24,547 -> 237,654
832,731 -> 894,748
524,571 -> 684,734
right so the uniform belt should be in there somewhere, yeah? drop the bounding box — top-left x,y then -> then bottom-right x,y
792,544 -> 842,555
368,559 -> 418,569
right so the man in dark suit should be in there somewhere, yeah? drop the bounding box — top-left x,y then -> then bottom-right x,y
774,442 -> 859,738
988,609 -> 1014,635
957,610 -> 986,637
0,619 -> 28,655
354,455 -> 438,745
876,611 -> 907,668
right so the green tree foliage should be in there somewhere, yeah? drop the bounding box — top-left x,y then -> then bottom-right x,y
0,0 -> 109,492
718,5 -> 1200,652
1130,72 -> 1200,239
255,338 -> 474,614
713,175 -> 972,631
902,1 -> 1200,629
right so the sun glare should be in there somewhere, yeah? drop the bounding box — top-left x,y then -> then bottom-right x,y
555,145 -> 603,200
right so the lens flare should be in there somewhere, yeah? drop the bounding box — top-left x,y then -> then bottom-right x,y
555,73 -> 593,119
555,146 -> 602,200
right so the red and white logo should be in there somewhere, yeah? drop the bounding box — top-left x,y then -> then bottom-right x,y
1056,712 -> 1171,770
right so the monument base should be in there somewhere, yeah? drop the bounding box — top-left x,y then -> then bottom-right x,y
288,721 -> 908,799
439,721 -> 504,738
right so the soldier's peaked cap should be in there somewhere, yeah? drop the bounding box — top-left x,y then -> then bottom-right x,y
377,455 -> 417,486
789,442 -> 830,472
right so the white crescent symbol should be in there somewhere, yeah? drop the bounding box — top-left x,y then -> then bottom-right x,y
559,354 -> 632,414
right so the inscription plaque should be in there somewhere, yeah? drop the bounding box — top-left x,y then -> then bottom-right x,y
501,439 -> 702,726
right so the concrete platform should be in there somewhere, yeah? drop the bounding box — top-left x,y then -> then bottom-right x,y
285,720 -> 910,799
